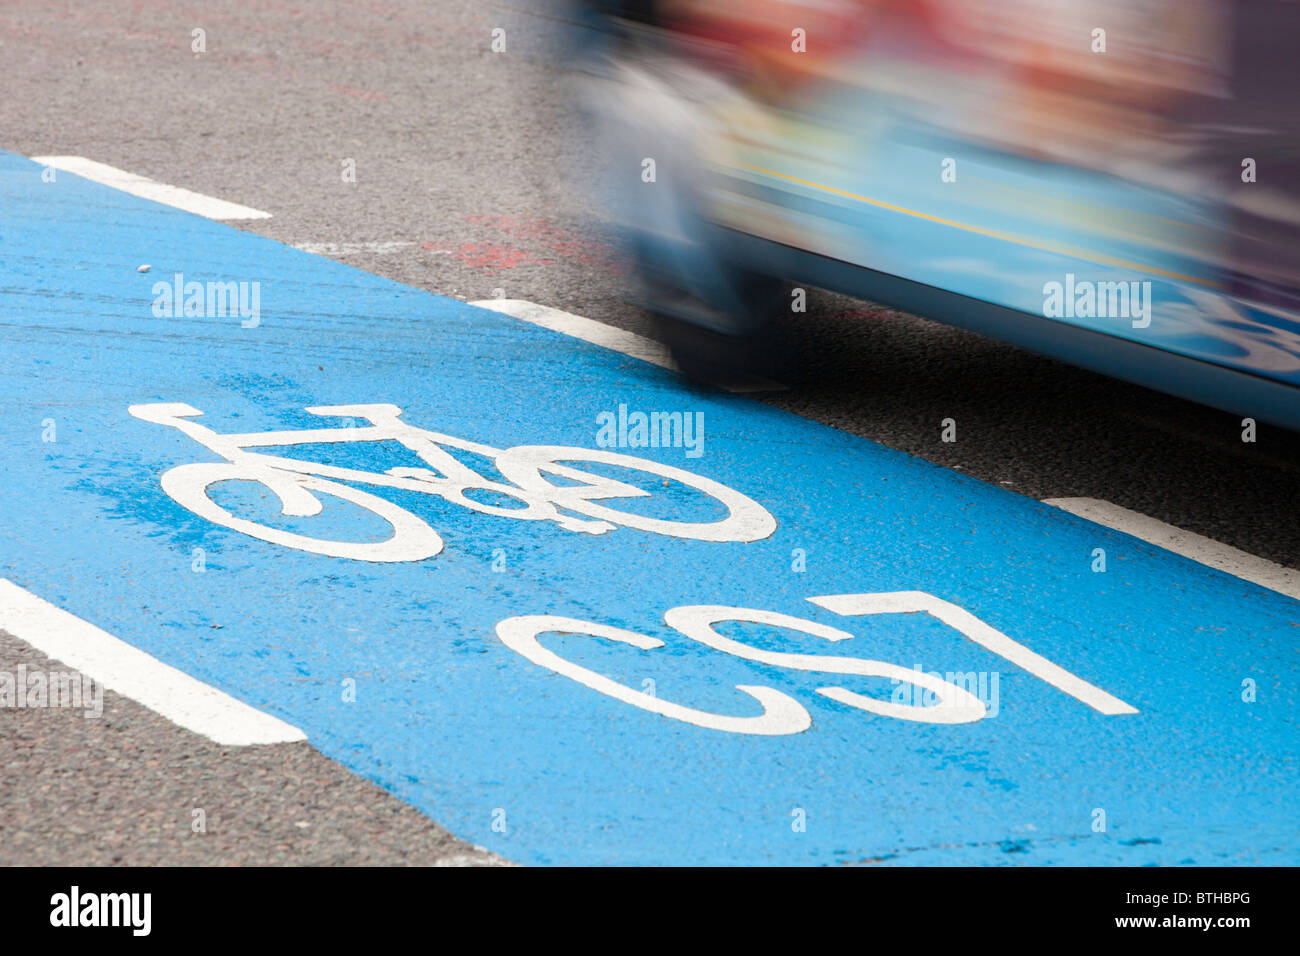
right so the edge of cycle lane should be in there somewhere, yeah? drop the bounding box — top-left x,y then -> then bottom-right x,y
1,148 -> 1296,866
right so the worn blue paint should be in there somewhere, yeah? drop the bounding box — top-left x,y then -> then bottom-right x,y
1,149 -> 1295,865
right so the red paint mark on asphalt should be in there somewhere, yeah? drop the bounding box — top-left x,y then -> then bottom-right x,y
464,216 -> 629,275
451,243 -> 553,273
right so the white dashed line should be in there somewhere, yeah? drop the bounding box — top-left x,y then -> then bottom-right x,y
1044,497 -> 1300,601
31,156 -> 272,220
470,298 -> 786,393
0,579 -> 306,745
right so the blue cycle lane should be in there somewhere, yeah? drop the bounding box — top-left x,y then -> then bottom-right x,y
0,148 -> 1295,865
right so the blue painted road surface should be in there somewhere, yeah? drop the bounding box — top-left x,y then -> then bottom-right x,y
1,149 -> 1296,865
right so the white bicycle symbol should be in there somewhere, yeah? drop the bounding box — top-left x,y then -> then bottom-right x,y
128,402 -> 777,561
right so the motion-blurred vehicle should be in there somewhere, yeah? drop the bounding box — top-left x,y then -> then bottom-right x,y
574,0 -> 1300,426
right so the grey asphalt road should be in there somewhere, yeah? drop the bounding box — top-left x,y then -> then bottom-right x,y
1,0 -> 1297,865
0,630 -> 506,866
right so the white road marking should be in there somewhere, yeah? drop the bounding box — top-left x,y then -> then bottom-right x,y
808,592 -> 1138,715
31,156 -> 272,220
469,298 -> 786,393
1044,497 -> 1300,601
0,579 -> 306,745
293,241 -> 452,256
